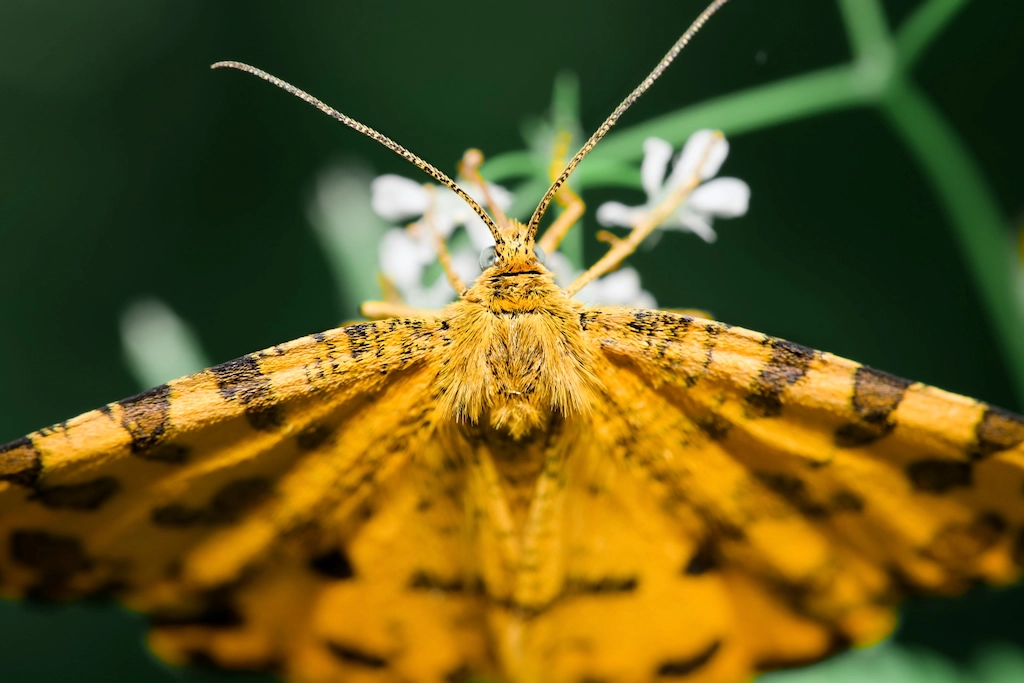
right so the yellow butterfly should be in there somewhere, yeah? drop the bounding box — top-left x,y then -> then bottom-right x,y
2,1 -> 1023,682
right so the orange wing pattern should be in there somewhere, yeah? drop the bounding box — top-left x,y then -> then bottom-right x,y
3,307 -> 1024,683
514,307 -> 1023,682
0,318 -> 500,681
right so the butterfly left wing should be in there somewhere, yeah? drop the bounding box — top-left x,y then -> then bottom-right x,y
514,307 -> 1024,683
0,317 -> 497,681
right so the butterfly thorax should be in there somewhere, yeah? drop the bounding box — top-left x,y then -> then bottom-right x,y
435,222 -> 601,439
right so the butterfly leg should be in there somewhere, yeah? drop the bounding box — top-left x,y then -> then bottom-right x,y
417,185 -> 469,296
537,132 -> 586,255
362,241 -> 448,319
360,301 -> 442,320
565,131 -> 725,297
459,149 -> 510,230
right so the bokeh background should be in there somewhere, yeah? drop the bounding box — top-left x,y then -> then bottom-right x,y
1,0 -> 1022,681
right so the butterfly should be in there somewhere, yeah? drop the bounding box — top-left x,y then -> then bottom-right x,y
3,0 -> 1024,681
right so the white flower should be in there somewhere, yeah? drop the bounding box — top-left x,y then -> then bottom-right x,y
546,252 -> 657,308
371,173 -> 513,309
596,131 -> 750,243
377,227 -> 435,293
371,174 -> 511,252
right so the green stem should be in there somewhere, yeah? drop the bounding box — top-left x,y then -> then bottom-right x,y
481,151 -> 535,182
895,0 -> 970,71
837,0 -> 893,60
881,79 -> 1024,404
585,65 -> 871,169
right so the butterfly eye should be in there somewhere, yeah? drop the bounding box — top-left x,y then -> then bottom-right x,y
478,245 -> 497,270
533,246 -> 546,265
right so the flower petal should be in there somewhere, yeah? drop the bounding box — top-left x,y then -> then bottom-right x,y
688,177 -> 750,217
575,267 -> 657,307
641,137 -> 673,199
440,180 -> 513,229
597,201 -> 647,227
407,273 -> 457,309
378,228 -> 430,288
697,134 -> 729,179
597,267 -> 642,300
464,216 -> 497,252
481,182 -> 514,211
450,248 -> 480,288
676,209 -> 718,243
665,129 -> 716,190
631,290 -> 659,309
544,251 -> 579,288
371,175 -> 429,221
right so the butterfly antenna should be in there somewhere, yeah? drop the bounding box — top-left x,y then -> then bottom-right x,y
526,0 -> 731,237
211,61 -> 502,242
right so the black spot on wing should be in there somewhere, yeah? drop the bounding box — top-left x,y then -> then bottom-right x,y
834,367 -> 913,447
683,541 -> 717,576
976,511 -> 1008,534
656,640 -> 721,677
29,477 -> 120,510
309,549 -> 355,580
151,505 -> 204,527
830,490 -> 865,512
625,309 -> 691,337
971,405 -> 1024,460
923,512 -> 1007,568
746,339 -> 815,418
344,324 -> 373,359
906,459 -> 973,493
679,322 -> 722,388
692,411 -> 732,441
1014,528 -> 1024,567
326,642 -> 388,669
151,477 -> 272,527
564,576 -> 638,594
10,530 -> 93,597
754,472 -> 828,518
211,355 -> 283,431
849,367 -> 913,422
146,444 -> 190,463
408,570 -> 467,593
205,477 -> 272,522
296,423 -> 334,451
118,384 -> 189,461
151,589 -> 244,628
444,665 -> 475,683
212,356 -> 270,404
0,436 -> 42,487
833,422 -> 888,448
754,472 -> 864,518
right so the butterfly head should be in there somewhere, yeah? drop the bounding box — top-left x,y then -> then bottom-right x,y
480,220 -> 545,275
468,219 -> 563,312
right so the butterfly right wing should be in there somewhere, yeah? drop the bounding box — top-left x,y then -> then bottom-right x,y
507,307 -> 1024,683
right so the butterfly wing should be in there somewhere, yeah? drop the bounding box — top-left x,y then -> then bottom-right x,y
0,317 -> 492,682
517,307 -> 1024,682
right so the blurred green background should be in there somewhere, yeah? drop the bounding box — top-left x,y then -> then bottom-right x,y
1,0 -> 1022,681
